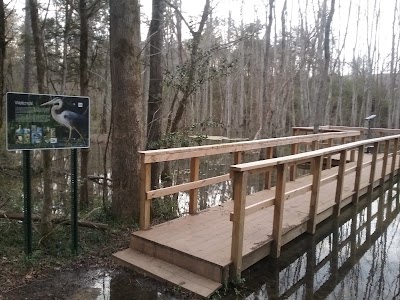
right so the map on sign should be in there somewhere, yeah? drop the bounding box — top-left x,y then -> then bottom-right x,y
6,92 -> 90,150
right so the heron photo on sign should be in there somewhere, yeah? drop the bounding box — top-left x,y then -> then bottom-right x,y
6,92 -> 90,150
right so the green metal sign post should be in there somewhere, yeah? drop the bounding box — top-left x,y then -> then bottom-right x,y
22,150 -> 32,256
71,149 -> 78,253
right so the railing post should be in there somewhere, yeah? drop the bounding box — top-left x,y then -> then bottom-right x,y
189,157 -> 200,215
369,142 -> 379,192
308,156 -> 323,234
380,140 -> 390,186
350,136 -> 356,162
140,154 -> 152,230
311,140 -> 318,151
353,145 -> 365,204
264,147 -> 274,189
325,138 -> 333,169
391,138 -> 399,178
334,150 -> 347,216
272,163 -> 287,258
231,170 -> 248,280
290,143 -> 299,181
234,151 -> 243,164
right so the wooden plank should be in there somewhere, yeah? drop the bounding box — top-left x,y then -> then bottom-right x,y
230,171 -> 248,279
189,157 -> 200,215
140,131 -> 361,163
308,156 -> 323,234
271,164 -> 287,258
147,174 -> 230,199
113,249 -> 222,298
353,145 -> 365,204
334,150 -> 347,216
140,156 -> 152,230
290,143 -> 299,180
265,147 -> 274,189
380,140 -> 390,186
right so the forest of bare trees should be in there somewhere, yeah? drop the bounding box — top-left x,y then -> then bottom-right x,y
0,0 -> 400,224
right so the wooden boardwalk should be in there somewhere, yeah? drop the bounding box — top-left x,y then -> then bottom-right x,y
113,130 -> 400,298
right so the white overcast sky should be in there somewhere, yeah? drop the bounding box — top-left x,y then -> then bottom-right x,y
12,0 -> 398,72
141,0 -> 397,71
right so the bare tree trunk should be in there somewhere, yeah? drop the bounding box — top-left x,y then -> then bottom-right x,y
147,0 -> 165,190
351,3 -> 361,127
0,0 -> 5,128
169,0 -> 210,134
313,0 -> 335,133
29,0 -> 52,238
79,0 -> 90,210
110,0 -> 145,220
260,0 -> 275,141
225,11 -> 232,137
61,1 -> 72,94
23,0 -> 31,94
388,0 -> 398,128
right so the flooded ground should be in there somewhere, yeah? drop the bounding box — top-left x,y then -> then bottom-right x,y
4,179 -> 400,300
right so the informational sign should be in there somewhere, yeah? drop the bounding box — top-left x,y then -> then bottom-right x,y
6,92 -> 90,150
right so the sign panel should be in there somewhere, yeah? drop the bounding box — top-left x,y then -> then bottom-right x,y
6,92 -> 90,150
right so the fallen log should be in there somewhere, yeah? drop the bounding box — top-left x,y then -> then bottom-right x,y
0,210 -> 108,230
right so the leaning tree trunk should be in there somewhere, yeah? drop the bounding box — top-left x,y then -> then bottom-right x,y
110,0 -> 145,220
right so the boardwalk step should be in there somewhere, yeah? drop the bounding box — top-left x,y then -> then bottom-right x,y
130,233 -> 227,283
112,248 -> 222,298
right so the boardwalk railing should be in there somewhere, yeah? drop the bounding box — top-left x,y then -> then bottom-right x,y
230,134 -> 400,278
139,130 -> 360,230
264,183 -> 399,299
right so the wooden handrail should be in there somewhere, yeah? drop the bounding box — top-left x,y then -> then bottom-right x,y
139,131 -> 360,163
139,130 -> 361,230
231,134 -> 398,173
230,134 -> 400,279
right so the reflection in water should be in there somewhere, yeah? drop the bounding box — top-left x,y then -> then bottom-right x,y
92,179 -> 400,300
241,178 -> 400,300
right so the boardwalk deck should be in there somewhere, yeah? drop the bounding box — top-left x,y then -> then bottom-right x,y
114,149 -> 398,298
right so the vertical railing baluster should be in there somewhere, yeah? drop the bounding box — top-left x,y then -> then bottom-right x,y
350,136 -> 357,162
380,140 -> 390,186
334,150 -> 347,216
290,143 -> 299,181
140,154 -> 152,230
369,142 -> 379,192
326,138 -> 333,169
264,147 -> 273,189
231,170 -> 248,279
272,163 -> 287,258
391,138 -> 399,177
353,145 -> 365,204
308,156 -> 323,234
189,157 -> 200,215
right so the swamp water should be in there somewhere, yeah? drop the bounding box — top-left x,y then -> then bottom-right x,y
65,178 -> 400,299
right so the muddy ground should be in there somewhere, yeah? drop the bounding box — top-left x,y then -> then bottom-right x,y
1,263 -> 199,300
